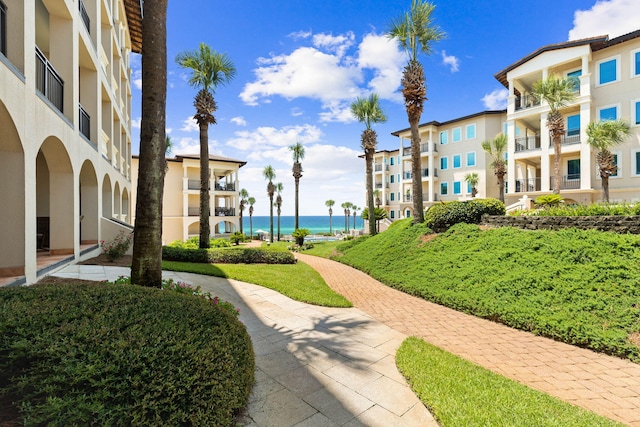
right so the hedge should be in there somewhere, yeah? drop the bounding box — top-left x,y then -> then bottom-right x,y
425,198 -> 505,232
162,246 -> 296,264
0,283 -> 254,426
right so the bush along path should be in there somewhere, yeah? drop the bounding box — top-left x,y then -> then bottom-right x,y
294,252 -> 640,426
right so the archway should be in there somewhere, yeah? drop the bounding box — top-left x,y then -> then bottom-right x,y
121,188 -> 130,224
79,160 -> 98,244
102,174 -> 112,218
114,182 -> 121,220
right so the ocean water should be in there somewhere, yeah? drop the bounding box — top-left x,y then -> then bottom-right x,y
242,215 -> 363,236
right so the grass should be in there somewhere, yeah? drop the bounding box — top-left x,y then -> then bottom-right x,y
396,337 -> 623,427
334,220 -> 640,360
162,260 -> 352,308
300,241 -> 343,258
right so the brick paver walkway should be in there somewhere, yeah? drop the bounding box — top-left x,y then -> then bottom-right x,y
296,253 -> 640,426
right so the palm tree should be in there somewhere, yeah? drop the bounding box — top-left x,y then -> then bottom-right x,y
341,202 -> 349,232
464,172 -> 479,198
275,182 -> 283,241
532,74 -> 576,194
263,165 -> 276,243
373,190 -> 382,232
481,134 -> 508,202
176,43 -> 236,248
325,199 -> 335,234
352,206 -> 359,230
289,142 -> 305,230
351,94 -> 387,236
248,197 -> 256,240
131,0 -> 168,288
586,119 -> 631,203
238,188 -> 248,234
387,0 -> 445,224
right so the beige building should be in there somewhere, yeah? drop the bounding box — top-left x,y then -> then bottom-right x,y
0,0 -> 141,285
382,110 -> 505,222
495,29 -> 640,205
131,154 -> 247,245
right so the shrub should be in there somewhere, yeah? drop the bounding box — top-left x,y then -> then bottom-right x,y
535,194 -> 564,208
230,232 -> 246,246
425,198 -> 505,232
292,228 -> 310,245
162,246 -> 296,264
512,202 -> 640,217
100,231 -> 132,261
0,283 -> 254,426
168,237 -> 231,249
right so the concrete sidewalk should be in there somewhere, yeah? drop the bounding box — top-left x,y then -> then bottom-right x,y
53,265 -> 436,426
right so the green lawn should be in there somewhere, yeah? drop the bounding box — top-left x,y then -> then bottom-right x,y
397,337 -> 623,427
162,260 -> 352,307
333,220 -> 640,360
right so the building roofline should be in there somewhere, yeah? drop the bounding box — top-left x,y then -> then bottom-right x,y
124,0 -> 143,54
493,29 -> 640,88
391,110 -> 506,136
133,154 -> 247,167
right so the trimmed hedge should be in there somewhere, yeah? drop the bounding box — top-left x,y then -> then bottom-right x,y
162,246 -> 296,264
425,198 -> 505,232
0,283 -> 254,426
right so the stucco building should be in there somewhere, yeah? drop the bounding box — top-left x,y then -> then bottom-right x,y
0,0 -> 141,285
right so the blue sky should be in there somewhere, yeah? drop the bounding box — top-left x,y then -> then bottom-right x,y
129,0 -> 639,216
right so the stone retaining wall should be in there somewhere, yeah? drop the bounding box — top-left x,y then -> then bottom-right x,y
481,215 -> 640,234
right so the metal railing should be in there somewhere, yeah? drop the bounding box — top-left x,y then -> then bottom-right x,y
402,146 -> 411,156
187,207 -> 199,216
404,195 -> 412,202
79,104 -> 90,139
550,175 -> 581,190
515,95 -> 540,111
374,164 -> 389,172
215,183 -> 235,191
79,0 -> 90,34
35,46 -> 64,113
515,135 -> 541,152
549,133 -> 581,147
514,178 -> 541,192
188,179 -> 200,190
0,1 -> 6,56
215,207 -> 235,216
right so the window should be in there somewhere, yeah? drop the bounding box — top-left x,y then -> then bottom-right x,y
390,157 -> 394,166
390,210 -> 395,219
0,0 -> 6,56
390,175 -> 395,184
390,192 -> 395,201
467,181 -> 472,193
440,131 -> 448,145
406,210 -> 411,218
466,152 -> 476,167
634,100 -> 640,126
598,105 -> 618,121
453,154 -> 461,169
611,153 -> 620,178
567,114 -> 580,136
452,127 -> 462,143
465,124 -> 476,140
440,156 -> 448,170
453,181 -> 461,195
383,157 -> 387,164
567,159 -> 580,180
440,182 -> 448,195
632,49 -> 640,78
598,57 -> 618,85
567,69 -> 582,92
634,151 -> 640,176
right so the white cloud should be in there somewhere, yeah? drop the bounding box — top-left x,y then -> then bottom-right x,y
441,50 -> 460,73
568,0 -> 640,40
239,32 -> 405,122
131,117 -> 141,129
481,88 -> 508,110
170,137 -> 220,156
226,124 -> 323,152
181,116 -> 199,132
291,107 -> 304,117
231,116 -> 247,126
288,30 -> 312,40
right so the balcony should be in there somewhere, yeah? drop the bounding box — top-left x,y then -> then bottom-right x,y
550,175 -> 581,190
0,1 -> 6,56
374,164 -> 389,172
36,47 -> 64,113
79,0 -> 90,35
187,179 -> 200,190
374,183 -> 389,189
402,146 -> 411,156
404,195 -> 412,202
549,133 -> 581,147
515,95 -> 540,111
420,142 -> 437,153
515,135 -> 540,152
188,207 -> 199,216
215,183 -> 235,192
215,207 -> 235,217
514,178 -> 541,192
79,104 -> 90,140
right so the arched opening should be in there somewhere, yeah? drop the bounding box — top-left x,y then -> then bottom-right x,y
102,174 -> 112,218
121,188 -> 130,224
37,136 -> 74,255
213,219 -> 235,235
0,101 -> 25,277
114,182 -> 121,220
79,160 -> 98,245
187,221 -> 200,240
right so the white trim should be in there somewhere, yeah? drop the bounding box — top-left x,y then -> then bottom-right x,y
452,154 -> 462,169
632,150 -> 640,177
453,180 -> 462,195
596,55 -> 621,87
597,103 -> 621,121
452,127 -> 462,143
439,130 -> 448,145
465,123 -> 476,140
631,48 -> 640,79
440,155 -> 449,170
465,151 -> 476,167
440,181 -> 449,196
632,98 -> 640,127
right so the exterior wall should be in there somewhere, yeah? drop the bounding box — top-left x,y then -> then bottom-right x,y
482,214 -> 640,234
131,155 -> 245,245
0,0 -> 137,284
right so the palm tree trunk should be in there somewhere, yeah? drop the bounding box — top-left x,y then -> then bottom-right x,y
277,207 -> 281,241
131,0 -> 167,288
269,196 -> 274,243
602,176 -> 610,203
410,123 -> 424,223
329,209 -> 332,234
199,122 -> 211,248
239,207 -> 243,234
294,176 -> 300,230
498,175 -> 505,203
249,214 -> 253,239
366,149 -> 376,236
553,137 -> 562,194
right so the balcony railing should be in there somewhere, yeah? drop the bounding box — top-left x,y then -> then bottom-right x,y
374,164 -> 389,172
549,133 -> 581,147
79,0 -> 90,34
188,207 -> 199,216
515,135 -> 540,152
404,172 -> 411,179
402,146 -> 411,156
79,104 -> 90,139
374,183 -> 389,189
215,183 -> 235,191
514,178 -> 541,192
420,143 -> 437,153
0,0 -> 6,56
215,207 -> 235,217
404,195 -> 412,202
550,175 -> 581,190
515,95 -> 540,111
188,179 -> 200,190
36,46 -> 64,113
